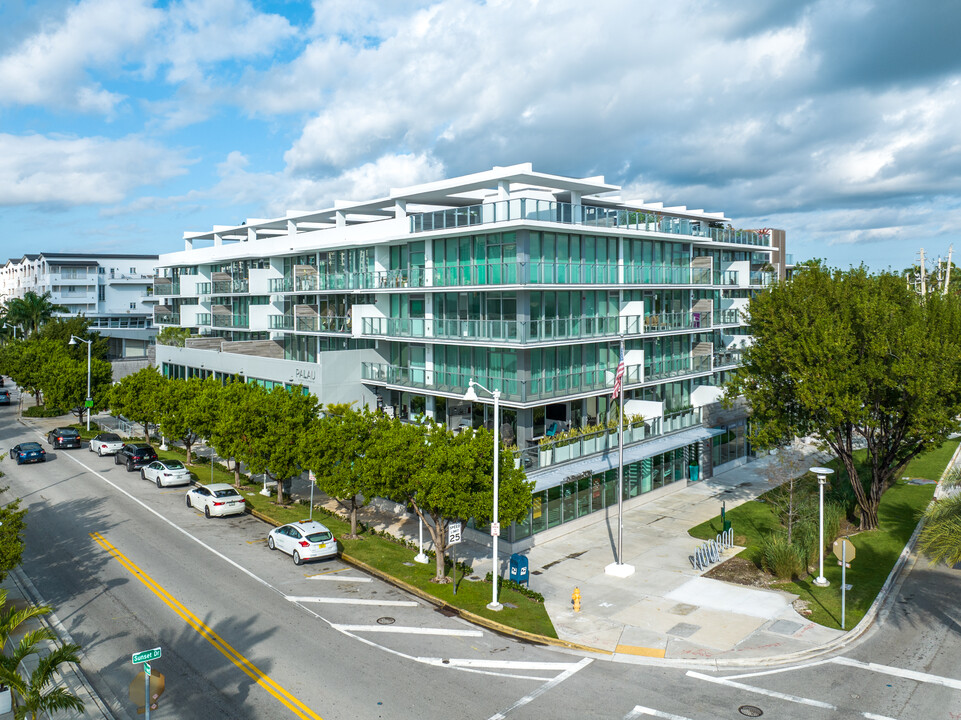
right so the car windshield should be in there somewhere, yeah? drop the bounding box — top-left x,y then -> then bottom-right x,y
214,489 -> 240,499
99,433 -> 121,441
163,461 -> 185,470
21,443 -> 42,451
305,531 -> 333,543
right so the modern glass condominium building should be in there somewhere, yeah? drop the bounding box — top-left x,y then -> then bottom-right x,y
155,164 -> 782,550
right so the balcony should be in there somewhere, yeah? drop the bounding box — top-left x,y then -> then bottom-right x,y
713,349 -> 743,369
750,271 -> 774,286
713,308 -> 741,325
433,262 -> 520,287
212,279 -> 249,294
643,311 -> 711,333
623,265 -> 712,285
154,279 -> 180,296
713,270 -> 739,286
520,408 -> 702,471
527,261 -> 615,285
196,282 -> 212,295
644,355 -> 712,382
212,313 -> 249,329
269,315 -> 352,333
195,313 -> 211,327
409,198 -> 772,246
362,363 -> 523,401
155,313 -> 180,325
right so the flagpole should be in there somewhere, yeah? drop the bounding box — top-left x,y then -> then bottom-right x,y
606,338 -> 635,577
617,337 -> 625,564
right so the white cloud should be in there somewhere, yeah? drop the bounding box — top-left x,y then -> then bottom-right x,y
0,133 -> 193,206
0,0 -> 161,115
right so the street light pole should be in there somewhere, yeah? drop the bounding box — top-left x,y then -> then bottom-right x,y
463,378 -> 503,611
810,466 -> 834,587
68,335 -> 92,432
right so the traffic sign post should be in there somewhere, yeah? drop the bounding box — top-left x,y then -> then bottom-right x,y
832,538 -> 856,629
448,522 -> 462,596
131,647 -> 162,719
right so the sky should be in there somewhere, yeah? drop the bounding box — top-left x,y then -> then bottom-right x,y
1,0 -> 960,272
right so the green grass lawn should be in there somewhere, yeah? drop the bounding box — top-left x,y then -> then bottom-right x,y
690,440 -> 957,630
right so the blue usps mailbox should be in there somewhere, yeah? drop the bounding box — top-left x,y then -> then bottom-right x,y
508,553 -> 529,586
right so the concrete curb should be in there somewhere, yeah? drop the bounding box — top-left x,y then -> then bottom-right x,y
247,508 -> 611,655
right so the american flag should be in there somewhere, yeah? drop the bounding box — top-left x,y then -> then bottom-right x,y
611,347 -> 625,400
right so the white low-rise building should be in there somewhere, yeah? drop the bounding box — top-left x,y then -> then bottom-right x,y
0,253 -> 159,357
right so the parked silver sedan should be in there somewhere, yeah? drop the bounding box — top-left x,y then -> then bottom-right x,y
89,432 -> 124,456
140,459 -> 191,488
185,483 -> 246,518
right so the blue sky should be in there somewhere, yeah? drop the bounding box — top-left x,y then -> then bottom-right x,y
2,0 -> 960,271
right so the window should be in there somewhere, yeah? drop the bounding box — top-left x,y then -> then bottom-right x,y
129,302 -> 136,309
130,267 -> 136,274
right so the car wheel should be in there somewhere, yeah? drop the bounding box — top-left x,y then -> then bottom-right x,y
293,550 -> 302,566
141,469 -> 146,480
156,478 -> 162,489
98,446 -> 104,457
16,457 -> 21,465
114,454 -> 120,465
204,506 -> 211,519
267,536 -> 275,550
186,495 -> 192,508
126,461 -> 134,472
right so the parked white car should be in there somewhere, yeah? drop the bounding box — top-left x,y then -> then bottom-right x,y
185,483 -> 246,518
267,520 -> 338,565
140,459 -> 191,487
88,432 -> 123,456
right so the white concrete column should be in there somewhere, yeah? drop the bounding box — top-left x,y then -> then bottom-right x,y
287,220 -> 297,236
214,233 -> 223,247
394,199 -> 407,218
247,227 -> 257,242
335,210 -> 346,228
497,180 -> 510,200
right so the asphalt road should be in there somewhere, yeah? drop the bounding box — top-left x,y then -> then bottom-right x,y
2,392 -> 960,720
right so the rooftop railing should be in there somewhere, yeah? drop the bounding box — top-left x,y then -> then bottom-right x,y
410,198 -> 771,246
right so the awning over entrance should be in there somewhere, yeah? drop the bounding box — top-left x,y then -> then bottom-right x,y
528,426 -> 725,492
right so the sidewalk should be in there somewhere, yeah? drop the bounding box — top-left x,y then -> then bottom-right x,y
0,569 -> 115,720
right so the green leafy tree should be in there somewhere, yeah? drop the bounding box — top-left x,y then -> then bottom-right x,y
727,265 -> 961,530
156,327 -> 192,347
367,420 -> 533,582
918,493 -> 961,566
208,379 -> 262,485
110,367 -> 168,440
3,291 -> 66,337
36,318 -> 109,361
300,404 -> 383,537
236,386 -> 319,504
39,354 -> 112,425
159,377 -> 221,463
1,339 -> 62,406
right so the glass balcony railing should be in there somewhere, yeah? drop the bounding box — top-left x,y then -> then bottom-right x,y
433,262 -> 519,287
645,355 -> 712,382
409,198 -> 772,246
212,279 -> 249,294
713,350 -> 743,368
528,261 -> 616,285
154,280 -> 180,296
713,270 -> 739,285
269,315 -> 352,332
623,265 -> 712,285
643,311 -> 711,333
154,313 -> 180,325
212,313 -> 249,329
195,313 -> 211,326
362,363 -> 523,401
713,308 -> 741,325
360,315 -> 658,343
521,408 -> 702,471
196,282 -> 211,295
750,271 -> 774,286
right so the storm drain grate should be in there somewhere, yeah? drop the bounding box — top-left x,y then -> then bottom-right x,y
738,706 -> 763,717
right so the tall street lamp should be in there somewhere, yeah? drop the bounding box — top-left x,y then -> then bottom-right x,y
463,378 -> 503,611
810,466 -> 834,587
68,335 -> 93,432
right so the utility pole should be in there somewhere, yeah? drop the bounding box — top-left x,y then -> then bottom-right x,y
919,248 -> 927,295
945,245 -> 954,296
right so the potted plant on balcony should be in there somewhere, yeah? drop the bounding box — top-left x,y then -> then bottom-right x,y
554,429 -> 574,463
581,424 -> 602,455
538,435 -> 554,467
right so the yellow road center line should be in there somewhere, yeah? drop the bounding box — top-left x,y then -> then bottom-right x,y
90,531 -> 323,720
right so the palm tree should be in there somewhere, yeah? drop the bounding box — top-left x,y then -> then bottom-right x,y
4,292 -> 66,337
0,588 -> 85,719
918,492 -> 961,566
0,640 -> 85,720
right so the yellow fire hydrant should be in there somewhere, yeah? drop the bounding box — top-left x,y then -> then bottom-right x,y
572,587 -> 581,612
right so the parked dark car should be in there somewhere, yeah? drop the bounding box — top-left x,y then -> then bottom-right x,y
47,427 -> 81,449
115,443 -> 158,472
0,391 -> 10,406
9,442 -> 46,464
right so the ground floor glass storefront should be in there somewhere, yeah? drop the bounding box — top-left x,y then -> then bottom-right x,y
509,442 -> 700,541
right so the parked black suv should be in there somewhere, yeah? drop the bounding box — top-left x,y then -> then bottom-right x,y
115,443 -> 158,472
47,427 -> 81,449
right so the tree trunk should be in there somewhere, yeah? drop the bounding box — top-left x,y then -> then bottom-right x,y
349,498 -> 358,536
232,459 -> 241,485
275,474 -> 284,504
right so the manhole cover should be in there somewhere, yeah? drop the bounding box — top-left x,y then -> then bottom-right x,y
376,617 -> 395,625
738,706 -> 763,717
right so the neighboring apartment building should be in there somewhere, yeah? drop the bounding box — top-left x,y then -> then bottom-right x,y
154,164 -> 783,550
0,253 -> 159,357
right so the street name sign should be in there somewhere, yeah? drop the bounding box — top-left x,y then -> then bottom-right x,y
132,647 -> 162,665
